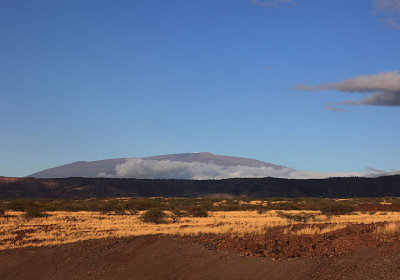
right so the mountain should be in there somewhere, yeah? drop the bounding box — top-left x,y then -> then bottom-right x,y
28,152 -> 287,178
28,158 -> 128,178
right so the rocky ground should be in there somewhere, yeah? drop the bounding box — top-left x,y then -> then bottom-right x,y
186,223 -> 400,259
1,230 -> 400,280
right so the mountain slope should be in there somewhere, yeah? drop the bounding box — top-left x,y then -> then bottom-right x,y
28,158 -> 128,178
28,153 -> 286,178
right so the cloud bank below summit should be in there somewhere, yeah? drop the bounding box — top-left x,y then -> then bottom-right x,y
98,158 -> 398,180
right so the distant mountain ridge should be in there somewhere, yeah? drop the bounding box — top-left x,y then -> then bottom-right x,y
2,175 -> 400,199
28,152 -> 287,178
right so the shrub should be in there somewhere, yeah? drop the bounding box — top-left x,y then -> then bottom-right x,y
100,200 -> 122,214
319,202 -> 355,216
187,207 -> 208,217
8,199 -> 35,211
25,206 -> 44,218
256,207 -> 268,214
276,211 -> 316,223
124,201 -> 139,215
140,208 -> 167,224
170,209 -> 185,223
216,204 -> 241,211
275,202 -> 301,211
0,207 -> 5,216
133,200 -> 163,211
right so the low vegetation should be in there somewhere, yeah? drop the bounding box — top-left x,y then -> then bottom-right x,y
140,208 -> 168,224
374,222 -> 400,235
0,196 -> 397,214
318,201 -> 355,216
276,211 -> 317,223
283,224 -> 347,235
1,196 -> 400,250
24,206 -> 44,219
186,207 -> 209,217
2,209 -> 400,250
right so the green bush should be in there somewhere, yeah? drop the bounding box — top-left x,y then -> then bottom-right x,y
8,199 -> 36,211
187,207 -> 208,217
319,202 -> 355,216
25,206 -> 44,218
140,208 -> 167,224
100,200 -> 122,214
275,202 -> 301,211
276,211 -> 316,223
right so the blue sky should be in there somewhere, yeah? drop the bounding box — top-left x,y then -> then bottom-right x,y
1,0 -> 400,177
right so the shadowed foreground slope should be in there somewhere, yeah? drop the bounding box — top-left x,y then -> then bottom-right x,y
1,236 -> 400,280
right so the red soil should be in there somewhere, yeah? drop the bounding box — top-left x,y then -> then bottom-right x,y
1,234 -> 400,280
186,223 -> 400,259
356,203 -> 400,212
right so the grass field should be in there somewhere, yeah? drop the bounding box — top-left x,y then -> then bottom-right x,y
1,209 -> 400,250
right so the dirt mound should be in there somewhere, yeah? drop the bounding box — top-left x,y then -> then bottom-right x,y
1,235 -> 400,280
186,223 -> 400,259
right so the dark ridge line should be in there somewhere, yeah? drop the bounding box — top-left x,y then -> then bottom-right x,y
1,175 -> 400,199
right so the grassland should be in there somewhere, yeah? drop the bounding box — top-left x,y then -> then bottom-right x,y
1,197 -> 400,254
1,208 -> 400,250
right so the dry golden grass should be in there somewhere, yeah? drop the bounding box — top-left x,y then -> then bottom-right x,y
1,210 -> 400,250
283,224 -> 347,235
374,222 -> 400,234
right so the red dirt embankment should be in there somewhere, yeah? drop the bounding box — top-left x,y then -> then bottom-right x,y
187,223 -> 400,259
1,234 -> 400,280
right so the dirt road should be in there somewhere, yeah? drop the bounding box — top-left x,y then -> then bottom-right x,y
1,235 -> 400,280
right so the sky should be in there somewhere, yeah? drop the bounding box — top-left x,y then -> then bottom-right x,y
1,0 -> 400,177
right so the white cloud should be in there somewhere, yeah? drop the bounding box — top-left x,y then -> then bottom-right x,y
97,159 -> 398,180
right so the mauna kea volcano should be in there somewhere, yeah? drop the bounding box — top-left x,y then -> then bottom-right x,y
28,152 -> 288,179
28,152 -> 396,180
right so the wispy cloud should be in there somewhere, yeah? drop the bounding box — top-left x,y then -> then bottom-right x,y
374,0 -> 400,29
296,71 -> 400,110
324,103 -> 345,113
250,0 -> 295,9
97,159 -> 398,180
